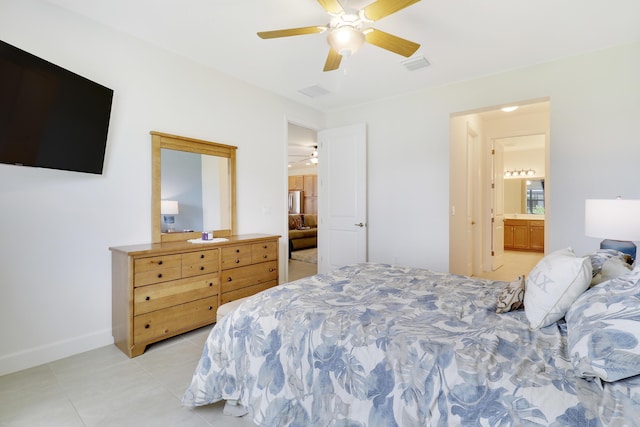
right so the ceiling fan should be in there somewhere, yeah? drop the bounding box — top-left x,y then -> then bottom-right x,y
257,0 -> 421,72
289,143 -> 319,166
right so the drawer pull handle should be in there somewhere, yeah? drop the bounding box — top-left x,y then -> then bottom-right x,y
145,296 -> 151,301
269,268 -> 275,272
263,255 -> 268,259
158,260 -> 163,265
200,254 -> 205,259
200,266 -> 205,271
208,306 -> 213,310
157,273 -> 163,278
263,245 -> 267,249
236,249 -> 240,253
145,324 -> 150,329
227,277 -> 232,282
235,259 -> 240,264
209,282 -> 213,287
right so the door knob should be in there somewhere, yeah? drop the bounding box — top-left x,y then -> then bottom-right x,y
354,222 -> 365,227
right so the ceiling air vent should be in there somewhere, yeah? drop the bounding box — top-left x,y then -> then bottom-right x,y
402,56 -> 431,71
298,85 -> 331,98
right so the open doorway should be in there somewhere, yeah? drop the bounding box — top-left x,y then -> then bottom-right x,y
449,100 -> 549,281
287,123 -> 319,282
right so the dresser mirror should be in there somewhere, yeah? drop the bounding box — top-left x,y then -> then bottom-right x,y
151,131 -> 237,243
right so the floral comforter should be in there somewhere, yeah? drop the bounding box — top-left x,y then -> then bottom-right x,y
182,263 -> 640,426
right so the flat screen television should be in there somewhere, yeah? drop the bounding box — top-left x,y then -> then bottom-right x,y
0,40 -> 113,174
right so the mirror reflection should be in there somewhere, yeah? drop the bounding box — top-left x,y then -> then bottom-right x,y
161,149 -> 231,233
151,131 -> 237,243
504,178 -> 545,215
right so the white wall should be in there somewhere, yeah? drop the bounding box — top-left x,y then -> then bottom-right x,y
0,0 -> 323,375
326,42 -> 640,272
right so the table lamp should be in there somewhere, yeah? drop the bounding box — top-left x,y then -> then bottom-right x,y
585,198 -> 640,262
161,200 -> 179,233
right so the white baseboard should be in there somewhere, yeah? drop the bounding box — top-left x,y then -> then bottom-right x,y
0,329 -> 114,376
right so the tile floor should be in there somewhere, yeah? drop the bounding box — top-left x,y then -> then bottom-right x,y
0,326 -> 254,427
1,252 -> 538,426
473,250 -> 543,282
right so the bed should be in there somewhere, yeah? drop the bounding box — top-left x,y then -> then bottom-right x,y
182,252 -> 640,426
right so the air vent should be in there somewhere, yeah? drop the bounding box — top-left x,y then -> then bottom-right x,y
402,56 -> 430,71
298,85 -> 331,98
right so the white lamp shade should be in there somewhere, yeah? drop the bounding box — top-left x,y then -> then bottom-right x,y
585,199 -> 640,241
161,200 -> 179,215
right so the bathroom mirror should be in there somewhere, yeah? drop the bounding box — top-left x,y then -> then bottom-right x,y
504,178 -> 545,215
151,131 -> 237,243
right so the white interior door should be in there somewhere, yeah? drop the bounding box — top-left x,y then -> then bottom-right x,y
317,123 -> 367,273
491,140 -> 505,270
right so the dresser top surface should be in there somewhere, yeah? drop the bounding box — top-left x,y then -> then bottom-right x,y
110,234 -> 280,256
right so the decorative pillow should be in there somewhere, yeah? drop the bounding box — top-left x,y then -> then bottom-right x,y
590,256 -> 633,287
496,275 -> 525,314
566,266 -> 640,382
588,249 -> 631,285
288,214 -> 303,230
524,247 -> 592,329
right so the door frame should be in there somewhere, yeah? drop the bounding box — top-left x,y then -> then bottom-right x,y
449,99 -> 550,276
284,118 -> 320,283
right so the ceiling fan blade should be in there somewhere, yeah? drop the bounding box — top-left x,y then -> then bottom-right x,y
364,28 -> 420,57
317,0 -> 344,15
363,0 -> 421,21
258,26 -> 326,39
323,48 -> 342,72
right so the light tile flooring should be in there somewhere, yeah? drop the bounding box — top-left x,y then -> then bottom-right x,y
473,250 -> 544,282
1,253 -> 536,426
0,327 -> 254,427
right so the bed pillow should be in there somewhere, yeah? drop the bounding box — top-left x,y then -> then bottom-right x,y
524,247 -> 592,329
587,249 -> 632,286
566,266 -> 640,382
496,275 -> 525,313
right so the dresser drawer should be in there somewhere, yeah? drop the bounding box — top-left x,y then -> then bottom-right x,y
251,241 -> 277,264
182,249 -> 220,278
221,245 -> 253,269
221,280 -> 278,305
134,254 -> 182,286
133,296 -> 217,343
135,267 -> 182,288
221,260 -> 278,294
134,274 -> 219,315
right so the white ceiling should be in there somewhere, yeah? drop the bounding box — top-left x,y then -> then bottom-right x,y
44,0 -> 640,112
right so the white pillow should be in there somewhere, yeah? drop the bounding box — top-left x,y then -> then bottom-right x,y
524,247 -> 592,329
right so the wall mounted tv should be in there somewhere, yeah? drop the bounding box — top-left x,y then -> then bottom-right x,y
0,40 -> 113,174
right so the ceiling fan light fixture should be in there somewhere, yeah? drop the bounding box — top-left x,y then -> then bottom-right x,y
327,26 -> 365,56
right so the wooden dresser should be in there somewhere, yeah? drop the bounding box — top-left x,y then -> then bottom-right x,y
110,234 -> 279,357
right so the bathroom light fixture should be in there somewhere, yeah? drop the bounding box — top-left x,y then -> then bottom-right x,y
501,106 -> 519,113
504,168 -> 535,178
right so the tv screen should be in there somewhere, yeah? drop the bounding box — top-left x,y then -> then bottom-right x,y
0,40 -> 113,174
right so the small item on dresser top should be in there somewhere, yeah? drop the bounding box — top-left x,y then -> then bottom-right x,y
188,237 -> 229,244
200,231 -> 214,240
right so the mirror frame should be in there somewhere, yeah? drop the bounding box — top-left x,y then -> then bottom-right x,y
151,131 -> 237,243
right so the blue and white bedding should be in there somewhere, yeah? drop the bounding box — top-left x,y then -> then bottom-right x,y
182,263 -> 640,426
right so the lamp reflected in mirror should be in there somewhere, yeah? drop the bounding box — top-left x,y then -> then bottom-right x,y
161,200 -> 179,233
